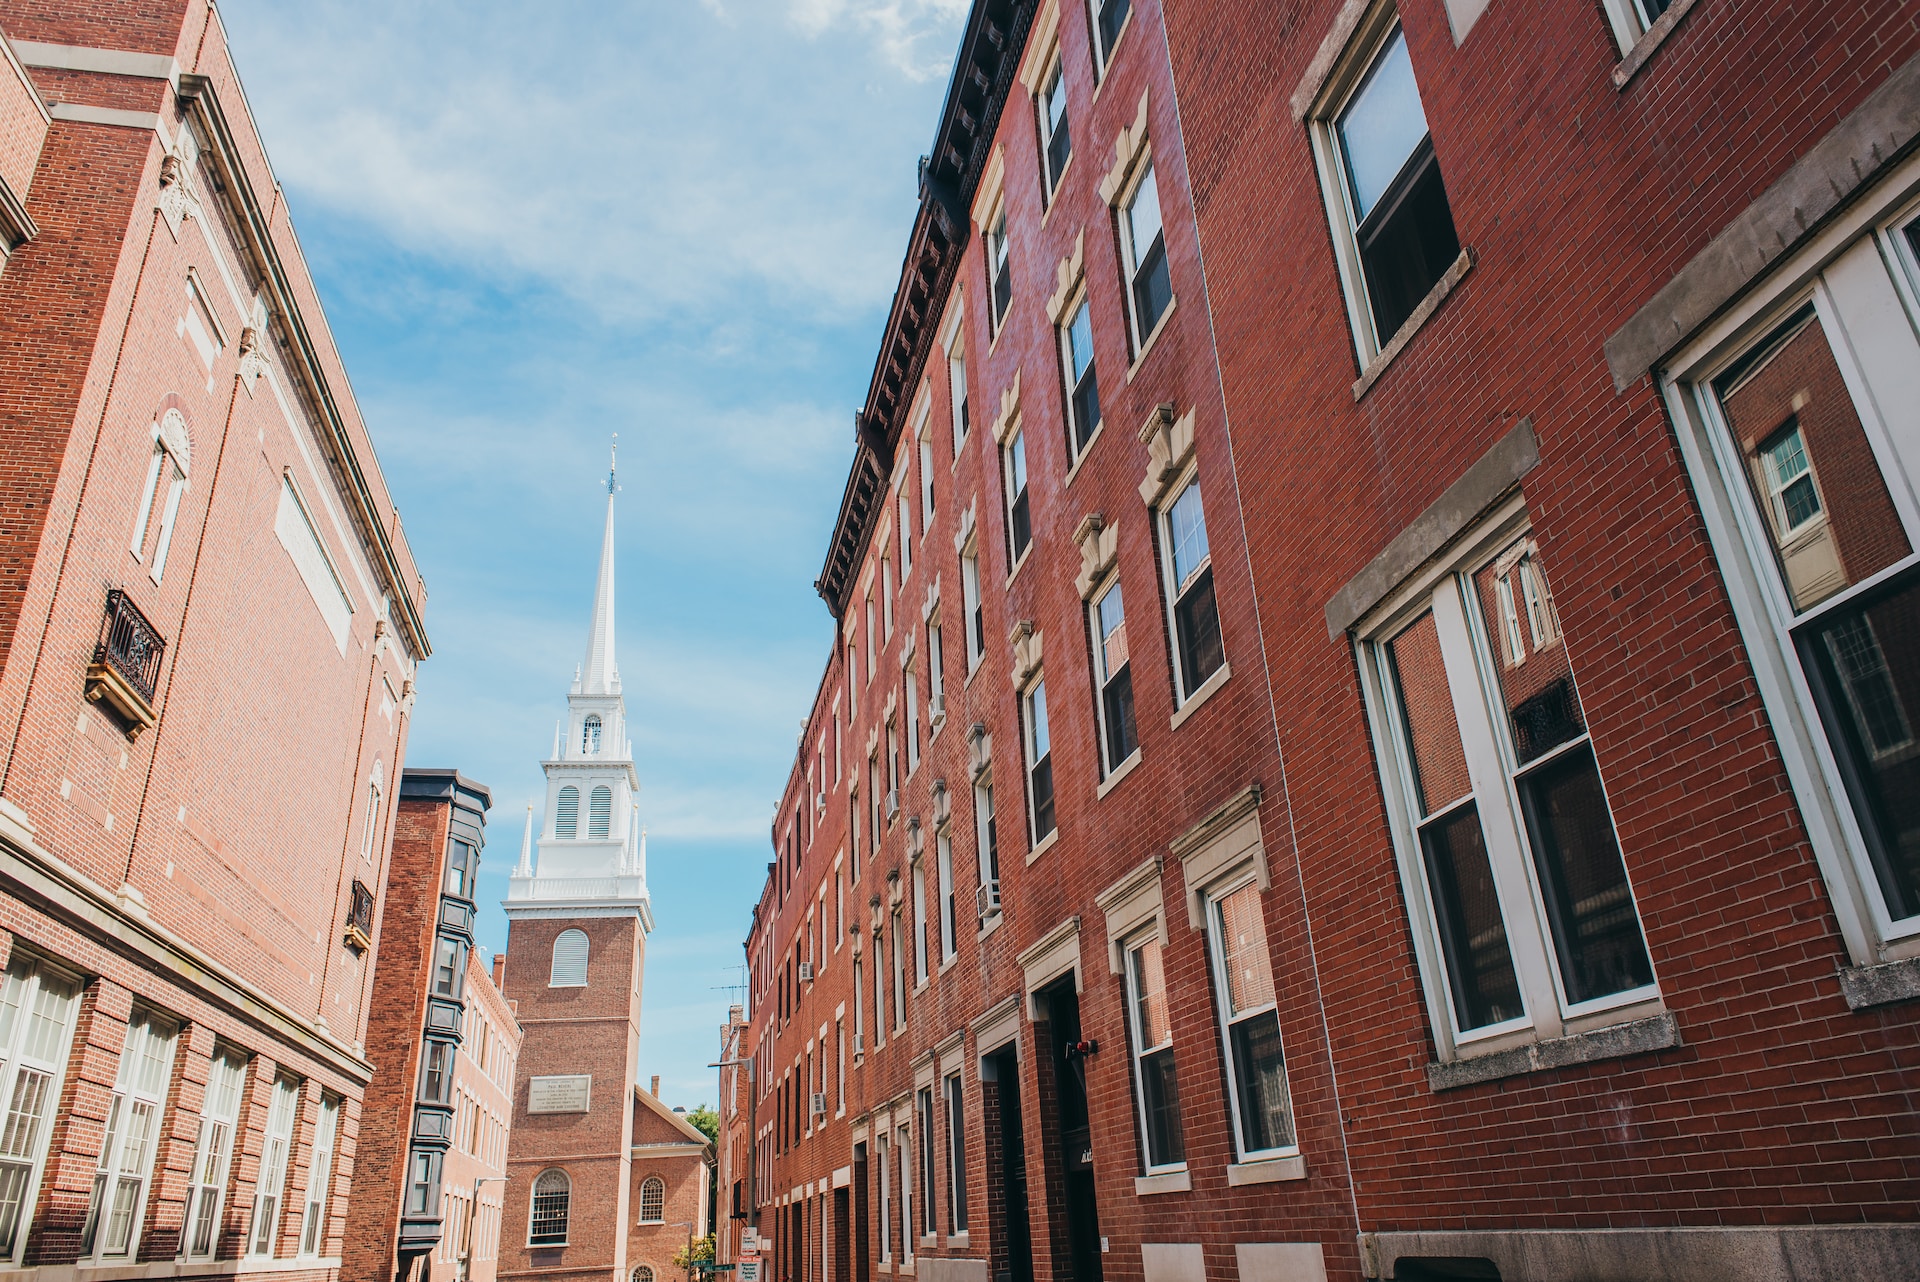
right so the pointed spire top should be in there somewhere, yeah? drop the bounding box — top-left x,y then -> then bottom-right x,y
581,438 -> 620,696
516,803 -> 534,877
607,433 -> 620,497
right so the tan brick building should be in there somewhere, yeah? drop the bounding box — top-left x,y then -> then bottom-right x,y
0,1 -> 430,1278
432,951 -> 520,1282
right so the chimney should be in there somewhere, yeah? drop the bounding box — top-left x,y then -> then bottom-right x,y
493,953 -> 507,988
651,1075 -> 661,1098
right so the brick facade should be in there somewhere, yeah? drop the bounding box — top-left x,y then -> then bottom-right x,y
0,1 -> 430,1278
734,0 -> 1920,1281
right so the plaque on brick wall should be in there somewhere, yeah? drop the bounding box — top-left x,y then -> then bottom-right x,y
528,1074 -> 592,1113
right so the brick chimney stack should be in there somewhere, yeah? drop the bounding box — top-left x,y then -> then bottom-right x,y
651,1075 -> 661,1098
493,952 -> 507,988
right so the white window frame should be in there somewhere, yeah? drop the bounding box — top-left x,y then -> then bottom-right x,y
912,860 -> 930,986
877,1133 -> 893,1262
299,1095 -> 338,1256
1037,50 -> 1071,202
1004,428 -> 1032,568
928,613 -> 947,722
1118,157 -> 1172,354
974,776 -> 1000,921
1059,288 -> 1101,460
897,1121 -> 915,1265
1354,499 -> 1663,1062
1121,928 -> 1183,1175
83,1008 -> 178,1261
1598,0 -> 1676,58
248,1076 -> 299,1258
961,547 -> 985,673
936,828 -> 958,962
947,319 -> 971,459
0,956 -> 81,1265
1090,575 -> 1138,777
987,203 -> 1013,336
1656,163 -> 1920,966
920,420 -> 938,524
185,1048 -> 246,1260
1021,676 -> 1055,847
1201,871 -> 1298,1164
905,663 -> 922,775
1305,11 -> 1455,368
1156,467 -> 1225,706
1088,0 -> 1132,73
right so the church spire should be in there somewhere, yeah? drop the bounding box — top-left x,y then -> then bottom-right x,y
580,437 -> 620,696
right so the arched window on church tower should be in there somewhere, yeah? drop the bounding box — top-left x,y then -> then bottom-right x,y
550,930 -> 589,987
638,1177 -> 665,1223
583,715 -> 602,754
529,1169 -> 570,1245
589,786 -> 612,839
633,1268 -> 655,1282
555,787 -> 579,839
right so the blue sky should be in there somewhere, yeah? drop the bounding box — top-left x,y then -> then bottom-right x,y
218,0 -> 969,1108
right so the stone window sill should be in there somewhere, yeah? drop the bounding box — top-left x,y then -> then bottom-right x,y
1134,1168 -> 1191,1196
1838,956 -> 1920,1010
1169,661 -> 1231,732
948,1232 -> 970,1249
1612,0 -> 1702,89
1351,248 -> 1473,402
1095,749 -> 1142,800
1025,828 -> 1060,866
1426,1011 -> 1679,1091
1125,297 -> 1178,385
1225,1154 -> 1305,1186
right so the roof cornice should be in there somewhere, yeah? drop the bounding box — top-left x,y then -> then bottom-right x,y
815,0 -> 1036,619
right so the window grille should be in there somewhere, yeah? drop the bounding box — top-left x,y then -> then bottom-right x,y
639,1176 -> 665,1223
529,1170 -> 569,1245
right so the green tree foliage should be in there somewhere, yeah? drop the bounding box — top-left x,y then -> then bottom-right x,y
673,1233 -> 716,1273
686,1104 -> 719,1144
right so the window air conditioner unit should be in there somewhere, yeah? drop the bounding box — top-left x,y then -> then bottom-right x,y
853,1033 -> 865,1054
799,962 -> 814,982
816,791 -> 828,815
812,1092 -> 828,1117
975,880 -> 1001,920
928,695 -> 947,727
885,789 -> 900,820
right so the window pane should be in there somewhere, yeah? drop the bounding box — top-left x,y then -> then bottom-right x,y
1715,308 -> 1911,612
1043,66 -> 1071,189
1215,883 -> 1274,1015
1228,1010 -> 1293,1153
1067,300 -> 1100,450
1127,167 -> 1163,268
1796,570 -> 1920,918
1097,0 -> 1130,59
1472,540 -> 1581,765
1517,743 -> 1655,1004
1174,567 -> 1224,694
1168,483 -> 1209,588
1127,938 -> 1170,1048
1138,1046 -> 1183,1167
1384,611 -> 1472,814
1420,803 -> 1523,1031
1103,668 -> 1138,769
1337,29 -> 1429,222
1356,142 -> 1458,347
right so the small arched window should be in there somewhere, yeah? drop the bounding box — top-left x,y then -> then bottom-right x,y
588,786 -> 613,840
638,1176 -> 665,1223
583,715 -> 603,754
555,787 -> 580,840
130,409 -> 192,583
529,1169 -> 570,1245
634,1268 -> 655,1282
550,930 -> 589,987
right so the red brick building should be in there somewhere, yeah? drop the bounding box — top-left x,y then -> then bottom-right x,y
627,1078 -> 715,1282
430,949 -> 520,1282
0,0 -> 430,1278
342,770 -> 506,1282
734,0 -> 1920,1280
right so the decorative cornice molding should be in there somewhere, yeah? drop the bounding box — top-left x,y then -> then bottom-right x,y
1097,87 -> 1153,206
1045,228 -> 1087,325
1138,403 -> 1196,506
1009,620 -> 1042,688
990,369 -> 1023,446
1073,512 -> 1117,600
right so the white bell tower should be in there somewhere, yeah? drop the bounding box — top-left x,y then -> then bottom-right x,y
506,443 -> 653,928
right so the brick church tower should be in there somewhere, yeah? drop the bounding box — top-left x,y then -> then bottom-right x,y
498,452 -> 654,1282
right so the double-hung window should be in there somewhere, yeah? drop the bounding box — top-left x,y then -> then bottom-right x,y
250,1076 -> 299,1256
916,1089 -> 937,1236
936,829 -> 958,962
949,339 -> 971,455
1039,60 -> 1071,200
975,778 -> 1001,919
0,957 -> 80,1263
1061,295 -> 1101,456
878,1134 -> 893,1261
1089,0 -> 1130,70
912,861 -> 930,985
866,592 -> 878,684
1362,514 -> 1657,1056
1022,679 -> 1056,845
920,429 -> 937,524
944,1073 -> 968,1232
1205,879 -> 1294,1161
1599,0 -> 1675,58
1004,430 -> 1032,564
1091,579 -> 1138,773
987,207 -> 1013,333
1123,932 -> 1183,1171
1158,474 -> 1224,702
1121,163 -> 1172,349
891,907 -> 908,1028
905,666 -> 922,773
962,549 -> 986,672
186,1050 -> 246,1259
299,1096 -> 338,1256
83,1009 -> 177,1259
1658,196 -> 1920,967
1317,20 -> 1460,359
898,1122 -> 915,1262
928,617 -> 947,720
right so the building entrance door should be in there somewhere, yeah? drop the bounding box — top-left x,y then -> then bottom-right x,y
1041,979 -> 1102,1282
983,1045 -> 1033,1282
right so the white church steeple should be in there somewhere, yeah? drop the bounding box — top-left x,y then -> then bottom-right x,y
505,440 -> 653,930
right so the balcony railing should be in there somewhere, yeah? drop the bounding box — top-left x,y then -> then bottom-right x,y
344,879 -> 375,953
85,590 -> 164,738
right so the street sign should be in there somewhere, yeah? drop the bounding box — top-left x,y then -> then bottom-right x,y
740,1262 -> 760,1282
